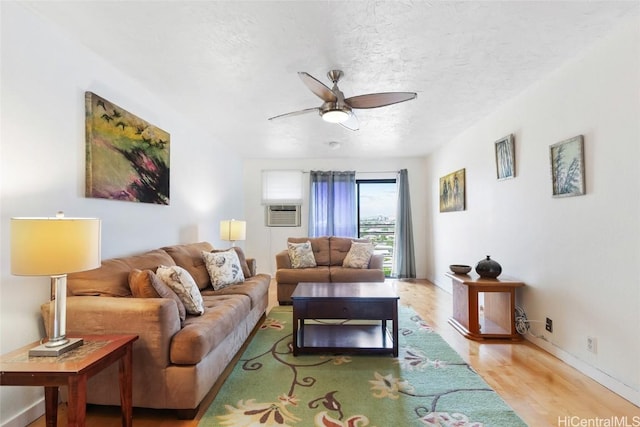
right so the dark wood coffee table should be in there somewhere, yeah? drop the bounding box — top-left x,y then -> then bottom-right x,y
291,282 -> 399,356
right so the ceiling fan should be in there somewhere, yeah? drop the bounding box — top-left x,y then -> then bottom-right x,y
268,70 -> 417,131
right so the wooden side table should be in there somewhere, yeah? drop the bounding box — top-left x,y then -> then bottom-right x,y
445,273 -> 524,341
1,334 -> 138,427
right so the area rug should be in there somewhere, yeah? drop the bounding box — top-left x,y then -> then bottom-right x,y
199,306 -> 527,427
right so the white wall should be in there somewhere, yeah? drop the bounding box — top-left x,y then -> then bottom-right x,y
243,157 -> 428,278
424,17 -> 640,406
0,4 -> 246,426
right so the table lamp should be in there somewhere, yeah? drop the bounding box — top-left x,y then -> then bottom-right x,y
219,219 -> 246,247
10,212 -> 101,356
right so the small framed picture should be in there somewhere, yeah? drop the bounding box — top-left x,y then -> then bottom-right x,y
495,134 -> 515,180
439,168 -> 465,212
550,135 -> 585,197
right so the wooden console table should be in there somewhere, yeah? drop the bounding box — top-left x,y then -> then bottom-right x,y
445,273 -> 524,341
0,334 -> 138,427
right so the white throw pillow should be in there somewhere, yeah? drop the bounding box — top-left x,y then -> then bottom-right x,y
156,265 -> 205,315
287,241 -> 317,269
202,250 -> 245,290
343,241 -> 375,269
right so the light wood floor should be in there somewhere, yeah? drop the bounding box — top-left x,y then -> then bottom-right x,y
28,279 -> 639,427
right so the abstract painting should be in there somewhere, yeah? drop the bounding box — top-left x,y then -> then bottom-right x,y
550,135 -> 585,197
439,168 -> 465,212
85,92 -> 170,204
495,134 -> 515,180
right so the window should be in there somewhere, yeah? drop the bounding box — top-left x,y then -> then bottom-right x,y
356,179 -> 397,277
261,170 -> 303,205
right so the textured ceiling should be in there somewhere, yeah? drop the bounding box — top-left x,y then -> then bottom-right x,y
22,1 -> 639,159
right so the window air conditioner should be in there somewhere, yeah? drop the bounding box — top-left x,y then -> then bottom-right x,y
265,205 -> 301,227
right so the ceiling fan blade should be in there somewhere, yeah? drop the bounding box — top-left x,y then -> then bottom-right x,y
345,92 -> 417,109
339,112 -> 359,131
268,107 -> 319,121
298,72 -> 337,102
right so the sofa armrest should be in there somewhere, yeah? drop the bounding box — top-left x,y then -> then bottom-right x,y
275,250 -> 291,269
246,258 -> 257,277
369,253 -> 384,270
42,296 -> 181,367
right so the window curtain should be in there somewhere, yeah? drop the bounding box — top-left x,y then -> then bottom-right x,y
308,171 -> 357,237
392,169 -> 416,278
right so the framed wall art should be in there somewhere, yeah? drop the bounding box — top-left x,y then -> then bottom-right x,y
85,92 -> 170,205
495,134 -> 515,180
439,168 -> 465,212
550,135 -> 585,198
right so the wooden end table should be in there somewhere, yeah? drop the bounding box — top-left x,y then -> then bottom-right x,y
291,282 -> 399,356
446,273 -> 525,341
1,334 -> 138,427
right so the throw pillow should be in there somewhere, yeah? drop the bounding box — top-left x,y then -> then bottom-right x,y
202,249 -> 245,290
287,241 -> 317,269
156,265 -> 205,315
343,241 -> 375,269
210,247 -> 251,278
128,269 -> 186,324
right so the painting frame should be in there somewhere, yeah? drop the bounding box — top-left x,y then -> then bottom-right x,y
550,135 -> 585,198
439,168 -> 465,212
85,92 -> 170,205
495,134 -> 515,180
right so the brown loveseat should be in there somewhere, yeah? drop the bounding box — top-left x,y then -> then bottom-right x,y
275,236 -> 385,304
41,242 -> 270,418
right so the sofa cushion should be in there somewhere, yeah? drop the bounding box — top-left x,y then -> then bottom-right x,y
128,269 -> 186,324
288,237 -> 330,266
162,242 -> 214,290
329,266 -> 386,283
202,250 -> 245,290
342,241 -> 375,269
275,265 -> 331,284
170,294 -> 251,365
67,249 -> 176,297
329,237 -> 374,266
287,241 -> 317,268
156,265 -> 205,315
201,273 -> 270,309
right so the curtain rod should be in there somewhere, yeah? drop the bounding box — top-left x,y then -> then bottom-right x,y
301,170 -> 399,174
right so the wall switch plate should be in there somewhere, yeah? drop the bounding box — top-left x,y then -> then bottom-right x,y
545,318 -> 553,333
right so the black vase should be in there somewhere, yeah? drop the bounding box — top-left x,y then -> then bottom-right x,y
475,255 -> 502,278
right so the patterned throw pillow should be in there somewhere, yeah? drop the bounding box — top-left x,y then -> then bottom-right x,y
156,265 -> 205,315
202,250 -> 245,291
287,241 -> 317,269
128,269 -> 187,324
343,241 -> 375,269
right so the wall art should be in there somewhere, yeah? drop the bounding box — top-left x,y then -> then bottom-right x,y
495,134 -> 515,180
550,135 -> 585,198
85,92 -> 170,204
439,168 -> 465,212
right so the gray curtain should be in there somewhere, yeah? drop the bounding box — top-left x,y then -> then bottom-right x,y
308,171 -> 357,237
392,169 -> 416,278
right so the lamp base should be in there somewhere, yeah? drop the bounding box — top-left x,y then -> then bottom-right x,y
29,337 -> 84,357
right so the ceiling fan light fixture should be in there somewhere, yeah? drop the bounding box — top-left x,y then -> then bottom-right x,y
321,109 -> 350,123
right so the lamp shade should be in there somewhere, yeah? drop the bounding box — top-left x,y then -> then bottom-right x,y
219,219 -> 246,242
11,216 -> 102,276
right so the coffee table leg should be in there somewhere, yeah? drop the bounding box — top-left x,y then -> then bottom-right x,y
66,375 -> 87,427
292,311 -> 299,356
44,386 -> 58,427
392,304 -> 399,357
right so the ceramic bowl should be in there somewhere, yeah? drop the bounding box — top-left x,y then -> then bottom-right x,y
449,264 -> 472,274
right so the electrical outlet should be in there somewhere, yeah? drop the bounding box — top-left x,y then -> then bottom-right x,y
587,336 -> 597,354
545,318 -> 553,333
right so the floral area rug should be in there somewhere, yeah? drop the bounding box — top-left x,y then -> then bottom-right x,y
199,305 -> 527,427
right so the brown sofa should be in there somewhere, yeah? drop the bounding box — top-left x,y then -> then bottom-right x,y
41,242 -> 270,419
275,236 -> 385,304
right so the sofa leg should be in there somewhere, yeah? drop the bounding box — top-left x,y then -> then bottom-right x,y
176,406 -> 199,419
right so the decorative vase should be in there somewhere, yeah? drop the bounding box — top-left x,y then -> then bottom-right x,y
475,255 -> 502,278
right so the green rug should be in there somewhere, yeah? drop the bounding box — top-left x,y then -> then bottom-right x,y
199,306 -> 527,427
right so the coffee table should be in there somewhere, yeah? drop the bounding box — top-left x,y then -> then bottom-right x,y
291,282 -> 399,356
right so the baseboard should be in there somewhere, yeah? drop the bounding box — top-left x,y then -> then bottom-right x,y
526,334 -> 640,407
1,397 -> 45,427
